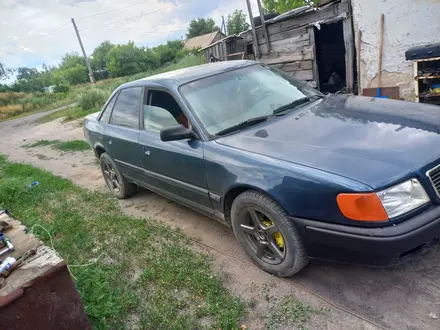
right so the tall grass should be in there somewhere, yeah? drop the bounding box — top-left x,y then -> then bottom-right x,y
77,89 -> 109,110
0,91 -> 75,121
0,104 -> 22,120
0,92 -> 26,105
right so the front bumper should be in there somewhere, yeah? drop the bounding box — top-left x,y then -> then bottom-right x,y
293,206 -> 440,266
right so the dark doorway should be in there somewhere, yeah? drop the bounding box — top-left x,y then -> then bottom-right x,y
314,22 -> 346,93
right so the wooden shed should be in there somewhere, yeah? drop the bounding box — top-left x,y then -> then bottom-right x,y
200,35 -> 248,63
239,0 -> 355,93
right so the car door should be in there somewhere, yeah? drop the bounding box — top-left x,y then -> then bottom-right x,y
105,86 -> 145,184
137,88 -> 213,214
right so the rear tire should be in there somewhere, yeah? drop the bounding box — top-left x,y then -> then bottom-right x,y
231,190 -> 309,276
99,152 -> 136,199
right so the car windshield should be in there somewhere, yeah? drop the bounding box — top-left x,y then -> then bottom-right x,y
179,64 -> 321,136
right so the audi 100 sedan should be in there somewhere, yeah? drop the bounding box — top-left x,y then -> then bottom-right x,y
84,60 -> 440,276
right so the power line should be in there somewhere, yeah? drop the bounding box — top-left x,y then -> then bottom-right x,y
138,23 -> 189,35
80,0 -> 197,32
47,21 -> 71,34
76,0 -> 153,20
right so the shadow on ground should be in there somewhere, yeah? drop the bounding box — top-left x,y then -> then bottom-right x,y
294,245 -> 440,329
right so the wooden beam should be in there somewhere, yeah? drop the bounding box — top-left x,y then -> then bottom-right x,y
265,2 -> 349,36
272,60 -> 313,71
260,45 -> 314,64
222,40 -> 227,60
342,0 -> 355,93
259,32 -> 309,47
259,29 -> 308,45
246,0 -> 260,58
256,0 -> 270,52
357,30 -> 362,95
289,70 -> 314,80
377,13 -> 384,88
307,27 -> 320,91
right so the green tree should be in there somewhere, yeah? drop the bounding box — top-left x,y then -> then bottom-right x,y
59,52 -> 85,70
57,52 -> 88,85
226,10 -> 250,36
262,0 -> 317,14
186,18 -> 219,38
107,42 -> 159,77
0,62 -> 11,81
60,65 -> 88,85
38,64 -> 56,87
153,40 -> 185,66
13,67 -> 45,92
16,67 -> 39,81
91,41 -> 114,71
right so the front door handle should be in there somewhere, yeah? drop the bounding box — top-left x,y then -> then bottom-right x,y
108,139 -> 112,145
144,147 -> 151,156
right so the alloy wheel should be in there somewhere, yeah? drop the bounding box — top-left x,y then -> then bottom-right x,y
239,207 -> 286,265
102,161 -> 120,193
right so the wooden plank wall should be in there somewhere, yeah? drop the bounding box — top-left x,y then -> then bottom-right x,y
204,42 -> 225,62
243,0 -> 349,88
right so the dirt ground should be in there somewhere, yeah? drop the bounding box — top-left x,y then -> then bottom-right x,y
1,110 -> 440,329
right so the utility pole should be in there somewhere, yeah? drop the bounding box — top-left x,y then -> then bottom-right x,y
71,18 -> 95,84
221,16 -> 227,35
245,0 -> 260,59
256,0 -> 270,52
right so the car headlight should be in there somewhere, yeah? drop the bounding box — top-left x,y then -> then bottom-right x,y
376,178 -> 430,218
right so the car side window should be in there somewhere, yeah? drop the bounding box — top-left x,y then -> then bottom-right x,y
143,89 -> 189,132
110,87 -> 142,129
99,93 -> 118,124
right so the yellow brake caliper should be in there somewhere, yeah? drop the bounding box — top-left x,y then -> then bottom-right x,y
262,218 -> 284,249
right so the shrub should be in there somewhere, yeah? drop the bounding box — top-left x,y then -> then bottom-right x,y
22,102 -> 38,112
77,89 -> 109,110
54,83 -> 70,93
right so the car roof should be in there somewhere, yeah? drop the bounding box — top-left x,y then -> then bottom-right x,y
118,60 -> 257,91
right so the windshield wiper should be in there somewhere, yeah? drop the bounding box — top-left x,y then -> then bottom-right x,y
216,115 -> 271,136
272,95 -> 322,115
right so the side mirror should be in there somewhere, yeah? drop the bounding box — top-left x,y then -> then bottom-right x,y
160,125 -> 197,142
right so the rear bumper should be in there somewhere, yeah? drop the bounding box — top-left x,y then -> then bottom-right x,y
293,206 -> 440,266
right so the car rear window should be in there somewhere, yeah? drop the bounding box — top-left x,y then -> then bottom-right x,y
99,94 -> 117,124
110,87 -> 142,129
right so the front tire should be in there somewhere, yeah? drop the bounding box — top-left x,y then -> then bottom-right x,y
99,152 -> 136,199
231,190 -> 309,276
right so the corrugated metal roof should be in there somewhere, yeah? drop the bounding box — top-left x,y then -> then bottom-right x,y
183,31 -> 225,50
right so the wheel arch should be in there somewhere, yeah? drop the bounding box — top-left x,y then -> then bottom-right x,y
94,143 -> 106,158
223,184 -> 286,223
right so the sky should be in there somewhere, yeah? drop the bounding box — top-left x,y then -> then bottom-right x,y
0,0 -> 259,73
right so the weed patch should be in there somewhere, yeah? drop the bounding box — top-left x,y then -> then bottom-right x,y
77,89 -> 109,110
24,139 -> 90,152
266,295 -> 325,330
0,155 -> 243,328
54,140 -> 90,152
24,140 -> 61,148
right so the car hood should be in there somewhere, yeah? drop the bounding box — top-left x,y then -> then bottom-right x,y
216,95 -> 440,189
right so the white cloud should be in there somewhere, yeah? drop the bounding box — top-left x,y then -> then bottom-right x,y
208,0 -> 259,26
0,0 -> 260,70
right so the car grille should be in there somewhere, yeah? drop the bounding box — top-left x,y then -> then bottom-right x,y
427,165 -> 440,196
